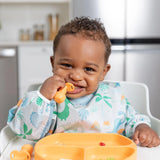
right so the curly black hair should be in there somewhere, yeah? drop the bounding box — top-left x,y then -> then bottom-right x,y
53,17 -> 111,63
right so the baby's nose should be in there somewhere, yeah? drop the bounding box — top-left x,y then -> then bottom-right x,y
69,69 -> 84,81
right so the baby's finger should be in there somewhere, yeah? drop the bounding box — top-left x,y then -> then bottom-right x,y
147,137 -> 157,148
158,138 -> 160,145
132,130 -> 140,144
140,135 -> 152,147
152,137 -> 160,147
157,138 -> 160,146
138,134 -> 147,145
40,76 -> 66,100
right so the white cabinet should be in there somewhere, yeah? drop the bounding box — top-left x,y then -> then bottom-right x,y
18,44 -> 53,98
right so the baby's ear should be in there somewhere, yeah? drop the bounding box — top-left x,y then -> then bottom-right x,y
50,56 -> 55,73
100,64 -> 111,81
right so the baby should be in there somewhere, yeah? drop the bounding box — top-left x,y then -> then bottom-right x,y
8,17 -> 160,147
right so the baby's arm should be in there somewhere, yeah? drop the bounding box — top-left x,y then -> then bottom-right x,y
7,91 -> 56,141
124,99 -> 160,147
7,75 -> 65,140
132,123 -> 160,147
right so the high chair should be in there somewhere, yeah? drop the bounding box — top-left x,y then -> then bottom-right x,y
0,80 -> 160,160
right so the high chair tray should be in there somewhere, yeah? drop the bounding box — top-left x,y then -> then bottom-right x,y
34,133 -> 137,160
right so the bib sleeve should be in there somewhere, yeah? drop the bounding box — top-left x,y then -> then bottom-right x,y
7,91 -> 56,141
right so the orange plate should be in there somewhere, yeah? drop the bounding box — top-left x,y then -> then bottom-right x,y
34,133 -> 137,160
85,147 -> 136,160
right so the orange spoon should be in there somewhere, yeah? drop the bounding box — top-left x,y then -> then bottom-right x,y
54,83 -> 75,103
10,144 -> 33,160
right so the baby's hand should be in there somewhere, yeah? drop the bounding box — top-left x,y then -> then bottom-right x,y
40,75 -> 65,100
132,123 -> 160,147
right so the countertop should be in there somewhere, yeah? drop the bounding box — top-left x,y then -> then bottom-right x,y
0,41 -> 53,47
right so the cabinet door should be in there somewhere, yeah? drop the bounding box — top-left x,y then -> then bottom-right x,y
105,51 -> 125,81
18,45 -> 53,98
126,49 -> 160,119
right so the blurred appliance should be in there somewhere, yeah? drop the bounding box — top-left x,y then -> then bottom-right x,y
0,47 -> 18,130
71,0 -> 160,119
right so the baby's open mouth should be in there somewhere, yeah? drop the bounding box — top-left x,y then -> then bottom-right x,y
67,85 -> 85,94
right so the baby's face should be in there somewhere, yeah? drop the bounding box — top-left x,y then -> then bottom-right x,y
51,34 -> 110,99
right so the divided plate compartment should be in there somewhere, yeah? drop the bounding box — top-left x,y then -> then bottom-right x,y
34,133 -> 137,160
85,146 -> 136,160
34,146 -> 85,160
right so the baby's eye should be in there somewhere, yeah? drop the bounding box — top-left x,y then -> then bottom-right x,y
61,63 -> 72,68
84,67 -> 95,72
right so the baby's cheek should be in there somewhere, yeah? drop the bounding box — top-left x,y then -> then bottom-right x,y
87,81 -> 99,92
54,69 -> 68,78
88,76 -> 99,84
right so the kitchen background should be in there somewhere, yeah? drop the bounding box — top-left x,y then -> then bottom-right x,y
0,0 -> 160,130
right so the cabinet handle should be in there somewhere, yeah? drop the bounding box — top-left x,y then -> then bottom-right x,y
0,48 -> 16,57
